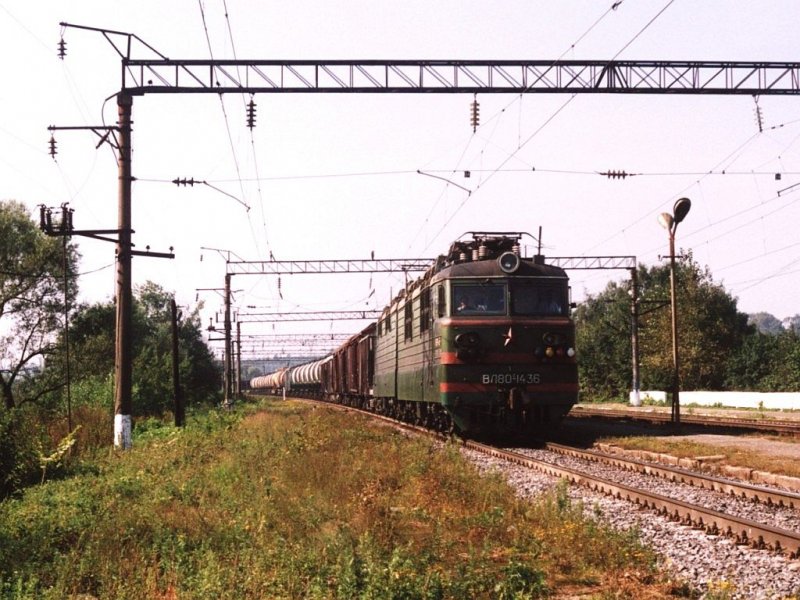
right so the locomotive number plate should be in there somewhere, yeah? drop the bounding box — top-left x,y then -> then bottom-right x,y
481,373 -> 541,385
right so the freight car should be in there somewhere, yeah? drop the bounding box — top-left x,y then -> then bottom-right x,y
250,232 -> 578,441
249,367 -> 287,394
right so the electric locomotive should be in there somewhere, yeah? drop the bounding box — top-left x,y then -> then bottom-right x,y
372,232 -> 578,439
250,232 -> 578,441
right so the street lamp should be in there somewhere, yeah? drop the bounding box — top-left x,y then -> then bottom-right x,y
658,197 -> 691,425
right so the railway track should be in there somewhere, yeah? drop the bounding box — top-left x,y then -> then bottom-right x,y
466,440 -> 800,558
543,442 -> 800,508
268,394 -> 800,558
567,405 -> 800,435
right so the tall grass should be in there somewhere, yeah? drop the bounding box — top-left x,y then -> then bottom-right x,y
1,401 -> 112,499
0,400 -> 672,599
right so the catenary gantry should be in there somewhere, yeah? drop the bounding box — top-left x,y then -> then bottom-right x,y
121,59 -> 800,96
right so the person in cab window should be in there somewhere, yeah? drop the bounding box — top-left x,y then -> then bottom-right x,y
539,291 -> 561,315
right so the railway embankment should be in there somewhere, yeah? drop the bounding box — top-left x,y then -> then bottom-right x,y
0,399 -> 674,599
563,402 -> 800,489
596,439 -> 800,492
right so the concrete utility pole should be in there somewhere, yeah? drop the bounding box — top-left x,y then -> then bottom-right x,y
171,298 -> 185,427
49,94 -> 174,449
236,320 -> 242,398
223,273 -> 233,407
113,93 -> 134,450
629,268 -> 641,407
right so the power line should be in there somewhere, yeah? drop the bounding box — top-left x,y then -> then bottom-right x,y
219,1 -> 275,263
611,0 -> 676,60
411,1 -> 623,255
409,0 -> 678,260
196,0 -> 249,217
731,258 -> 800,294
716,240 -> 800,274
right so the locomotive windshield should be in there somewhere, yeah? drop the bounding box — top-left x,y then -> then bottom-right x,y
452,279 -> 569,317
452,282 -> 507,315
510,280 -> 569,316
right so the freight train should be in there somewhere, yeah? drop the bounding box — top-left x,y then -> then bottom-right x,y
249,232 -> 578,440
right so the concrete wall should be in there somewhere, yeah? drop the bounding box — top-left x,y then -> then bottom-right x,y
631,390 -> 800,410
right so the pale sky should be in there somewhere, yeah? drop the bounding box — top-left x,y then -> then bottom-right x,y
2,1 -> 799,358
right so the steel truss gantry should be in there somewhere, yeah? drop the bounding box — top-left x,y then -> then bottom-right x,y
547,255 -> 637,270
237,333 -> 353,342
226,255 -> 637,275
122,59 -> 800,96
237,310 -> 382,323
227,259 -> 433,276
239,334 -> 351,352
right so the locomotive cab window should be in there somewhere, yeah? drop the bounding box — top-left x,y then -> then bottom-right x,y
452,282 -> 507,316
510,280 -> 568,316
436,284 -> 446,318
420,288 -> 432,332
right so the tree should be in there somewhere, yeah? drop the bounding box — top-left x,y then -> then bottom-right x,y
726,329 -> 800,392
724,332 -> 780,390
573,281 -> 635,399
784,315 -> 800,334
0,201 -> 78,410
44,281 -> 221,415
636,252 -> 750,391
575,253 -> 751,399
132,282 -> 221,413
749,312 -> 784,335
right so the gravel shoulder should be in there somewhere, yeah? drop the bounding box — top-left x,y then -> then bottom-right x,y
461,443 -> 800,599
561,404 -> 800,475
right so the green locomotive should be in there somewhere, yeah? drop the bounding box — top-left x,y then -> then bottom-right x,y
371,232 -> 578,439
251,232 -> 579,441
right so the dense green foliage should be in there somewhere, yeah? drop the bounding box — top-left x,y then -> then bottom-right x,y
0,401 -> 667,599
0,202 -> 221,498
575,253 -> 798,399
724,329 -> 800,391
36,281 -> 221,416
1,283 -> 221,497
0,200 -> 78,410
572,281 -> 633,401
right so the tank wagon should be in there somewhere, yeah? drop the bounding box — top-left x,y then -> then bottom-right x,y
288,356 -> 331,398
250,232 -> 579,441
249,368 -> 287,394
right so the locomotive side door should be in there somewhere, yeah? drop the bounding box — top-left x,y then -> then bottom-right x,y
420,284 -> 439,403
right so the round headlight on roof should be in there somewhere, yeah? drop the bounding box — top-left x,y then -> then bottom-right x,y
498,251 -> 521,273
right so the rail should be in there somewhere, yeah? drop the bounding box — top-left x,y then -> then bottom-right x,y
568,406 -> 800,435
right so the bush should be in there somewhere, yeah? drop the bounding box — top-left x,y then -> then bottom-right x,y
0,407 -> 44,498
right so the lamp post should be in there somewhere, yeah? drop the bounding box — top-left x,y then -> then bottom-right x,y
628,268 -> 641,407
658,197 -> 691,425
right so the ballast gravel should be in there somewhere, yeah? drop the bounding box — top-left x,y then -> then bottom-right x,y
460,446 -> 800,599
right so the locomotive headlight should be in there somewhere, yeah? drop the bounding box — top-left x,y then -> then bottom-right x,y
567,347 -> 576,358
498,251 -> 521,273
455,331 -> 482,361
455,331 -> 481,348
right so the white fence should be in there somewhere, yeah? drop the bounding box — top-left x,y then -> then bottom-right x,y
631,390 -> 800,410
